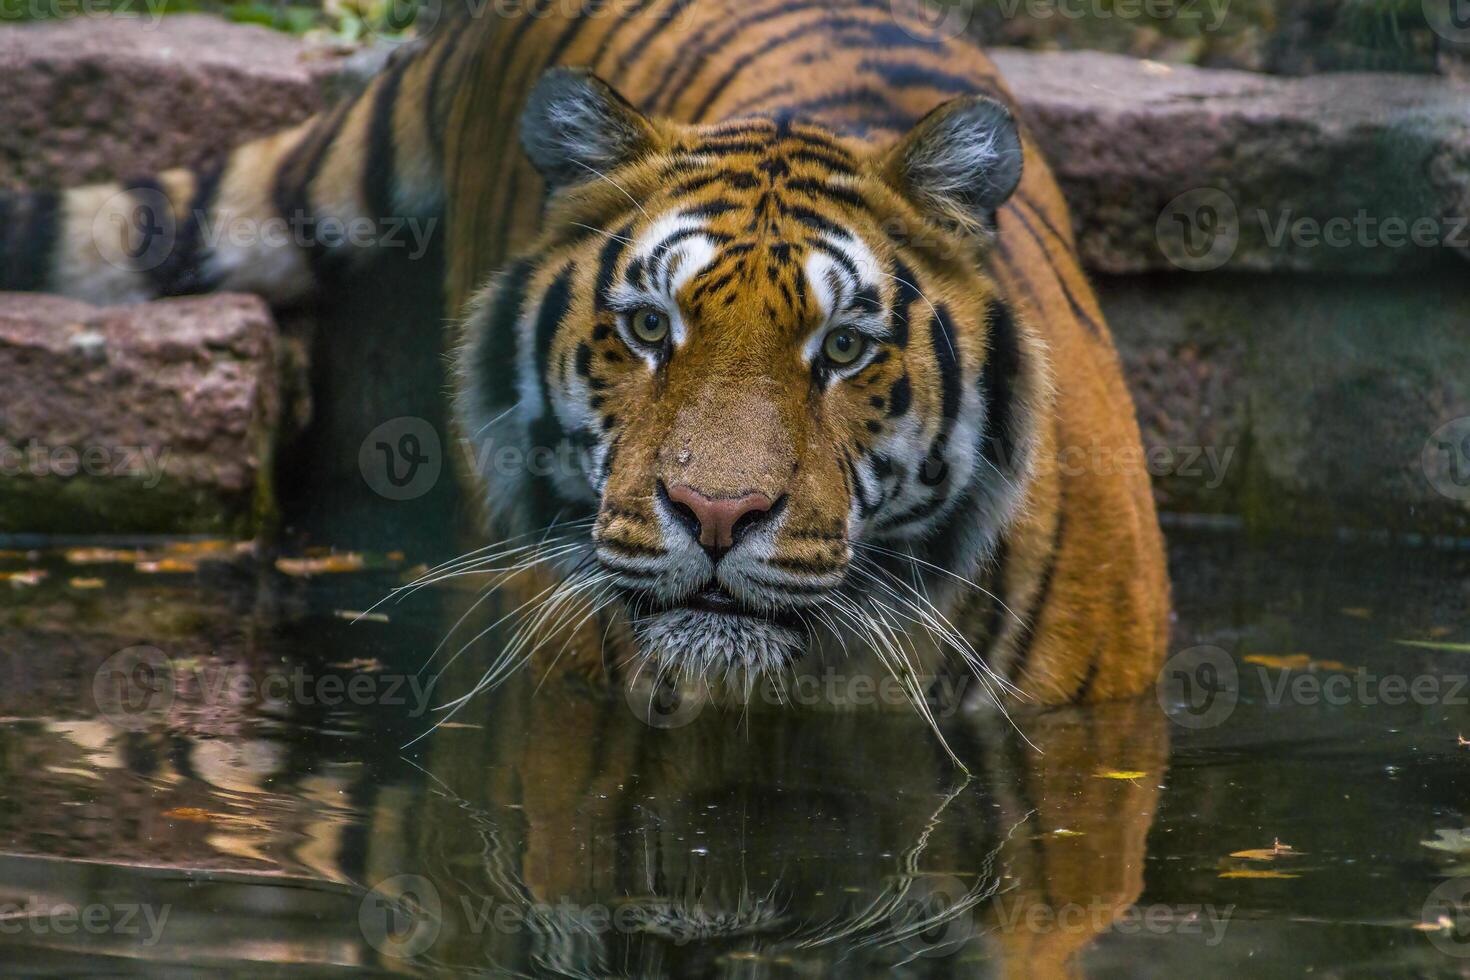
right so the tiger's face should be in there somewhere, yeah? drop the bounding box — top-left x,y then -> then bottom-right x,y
457,69 -> 1047,682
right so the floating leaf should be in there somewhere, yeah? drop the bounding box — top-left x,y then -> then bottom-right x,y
65,547 -> 148,564
1219,869 -> 1300,880
136,559 -> 199,574
163,807 -> 215,823
1,569 -> 46,587
1094,770 -> 1148,781
1230,839 -> 1300,861
335,610 -> 389,624
68,577 -> 105,590
276,553 -> 365,577
1243,653 -> 1348,672
1340,607 -> 1372,620
328,657 -> 383,671
1395,640 -> 1470,654
386,550 -> 406,562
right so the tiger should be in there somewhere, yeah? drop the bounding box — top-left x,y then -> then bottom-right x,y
0,0 -> 1170,711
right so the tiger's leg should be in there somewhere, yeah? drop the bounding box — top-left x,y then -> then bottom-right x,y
0,31 -> 463,308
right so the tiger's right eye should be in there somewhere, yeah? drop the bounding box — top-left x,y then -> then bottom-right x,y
629,307 -> 671,345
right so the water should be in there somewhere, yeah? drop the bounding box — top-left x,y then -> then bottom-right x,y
0,529 -> 1466,977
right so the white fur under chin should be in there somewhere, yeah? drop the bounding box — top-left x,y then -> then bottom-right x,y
633,608 -> 805,679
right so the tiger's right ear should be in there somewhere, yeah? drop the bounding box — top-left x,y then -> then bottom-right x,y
520,67 -> 661,189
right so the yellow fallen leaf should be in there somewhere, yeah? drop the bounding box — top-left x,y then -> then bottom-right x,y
1429,626 -> 1455,639
1094,770 -> 1148,781
68,577 -> 105,590
1219,869 -> 1300,880
163,539 -> 239,559
1230,839 -> 1300,861
386,550 -> 406,562
163,807 -> 214,822
1340,607 -> 1372,619
136,558 -> 199,574
276,553 -> 365,577
328,657 -> 384,671
1051,829 -> 1085,838
65,547 -> 147,564
1243,653 -> 1348,672
1,569 -> 46,587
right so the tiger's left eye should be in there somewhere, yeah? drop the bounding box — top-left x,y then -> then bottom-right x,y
629,307 -> 671,345
822,327 -> 866,366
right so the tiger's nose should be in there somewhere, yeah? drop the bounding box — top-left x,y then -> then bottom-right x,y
664,484 -> 776,553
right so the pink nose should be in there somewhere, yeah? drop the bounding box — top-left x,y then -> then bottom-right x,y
666,485 -> 774,551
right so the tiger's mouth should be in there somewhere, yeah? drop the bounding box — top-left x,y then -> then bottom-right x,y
636,582 -> 808,634
620,581 -> 812,675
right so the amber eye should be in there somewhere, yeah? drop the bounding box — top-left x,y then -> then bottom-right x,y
629,306 -> 671,345
822,327 -> 866,366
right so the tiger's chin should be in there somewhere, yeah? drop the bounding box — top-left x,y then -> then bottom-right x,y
627,600 -> 809,683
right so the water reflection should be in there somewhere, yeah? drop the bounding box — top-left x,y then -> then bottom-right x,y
0,533 -> 1465,974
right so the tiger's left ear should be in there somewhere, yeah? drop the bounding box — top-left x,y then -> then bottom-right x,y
520,67 -> 661,189
878,95 -> 1023,235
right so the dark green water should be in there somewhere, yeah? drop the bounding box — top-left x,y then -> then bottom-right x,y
0,529 -> 1466,977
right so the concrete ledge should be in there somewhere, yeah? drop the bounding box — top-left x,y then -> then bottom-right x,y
0,293 -> 281,535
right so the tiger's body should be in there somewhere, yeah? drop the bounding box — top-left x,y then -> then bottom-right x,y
0,0 -> 1169,709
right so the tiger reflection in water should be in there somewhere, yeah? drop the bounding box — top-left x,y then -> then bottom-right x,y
378,632 -> 1168,980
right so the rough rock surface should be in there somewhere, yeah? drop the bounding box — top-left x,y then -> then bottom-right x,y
1104,273 -> 1470,535
0,293 -> 280,535
993,50 -> 1470,274
0,15 -> 345,191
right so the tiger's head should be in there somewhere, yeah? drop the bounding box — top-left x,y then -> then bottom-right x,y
456,68 -> 1049,685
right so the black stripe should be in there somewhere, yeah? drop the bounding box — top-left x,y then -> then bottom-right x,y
804,236 -> 861,284
929,304 -> 961,425
272,99 -> 353,269
1005,200 -> 1103,338
645,0 -> 819,112
1007,504 -> 1065,685
782,177 -> 866,209
476,258 -> 536,416
595,221 -> 633,312
2,190 -> 61,292
887,259 -> 920,349
857,57 -> 996,96
534,265 -> 576,416
363,59 -> 409,222
783,204 -> 848,238
980,300 -> 1020,470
